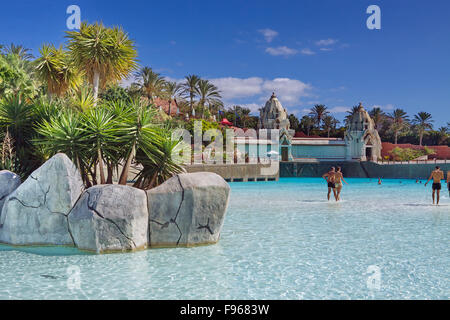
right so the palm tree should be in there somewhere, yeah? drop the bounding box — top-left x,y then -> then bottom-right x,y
412,112 -> 433,146
66,22 -> 138,106
195,79 -> 222,119
322,115 -> 339,138
389,108 -> 409,144
300,115 -> 315,136
436,127 -> 448,145
369,107 -> 386,130
34,44 -> 81,97
133,67 -> 166,102
162,81 -> 181,115
4,43 -> 33,60
181,75 -> 201,115
309,104 -> 329,128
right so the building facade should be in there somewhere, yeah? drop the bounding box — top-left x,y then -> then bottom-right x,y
255,96 -> 382,162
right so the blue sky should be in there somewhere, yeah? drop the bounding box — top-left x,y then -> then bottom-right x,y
1,0 -> 449,126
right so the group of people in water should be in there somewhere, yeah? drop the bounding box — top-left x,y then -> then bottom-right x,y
322,167 -> 348,202
322,165 -> 450,205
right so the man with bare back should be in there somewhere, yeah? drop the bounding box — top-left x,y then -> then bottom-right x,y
424,166 -> 444,205
334,167 -> 349,202
447,170 -> 450,197
322,167 -> 337,201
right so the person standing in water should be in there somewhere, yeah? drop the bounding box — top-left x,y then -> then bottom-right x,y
424,166 -> 444,205
447,170 -> 450,197
334,167 -> 349,201
322,167 -> 337,201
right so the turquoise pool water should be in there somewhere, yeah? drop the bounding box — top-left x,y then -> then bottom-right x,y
0,178 -> 448,299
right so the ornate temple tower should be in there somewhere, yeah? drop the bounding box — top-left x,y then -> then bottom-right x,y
258,93 -> 291,130
344,103 -> 382,161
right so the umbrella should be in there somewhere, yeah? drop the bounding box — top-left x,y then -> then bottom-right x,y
221,118 -> 233,126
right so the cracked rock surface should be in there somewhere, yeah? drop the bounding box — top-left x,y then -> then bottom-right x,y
0,170 -> 21,213
147,172 -> 230,247
68,185 -> 149,253
0,154 -> 84,245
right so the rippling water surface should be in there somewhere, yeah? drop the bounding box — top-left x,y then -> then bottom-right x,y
0,178 -> 449,299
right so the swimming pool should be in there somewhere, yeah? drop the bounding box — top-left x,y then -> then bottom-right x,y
0,178 -> 448,299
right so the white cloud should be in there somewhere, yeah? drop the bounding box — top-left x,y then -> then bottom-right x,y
320,47 -> 333,52
300,48 -> 315,55
266,46 -> 298,56
258,28 -> 279,43
328,106 -> 351,113
208,77 -> 313,109
315,38 -> 338,46
240,103 -> 262,113
262,78 -> 313,106
209,77 -> 264,100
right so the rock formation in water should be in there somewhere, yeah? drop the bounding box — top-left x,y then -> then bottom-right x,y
0,154 -> 84,245
147,172 -> 231,247
68,185 -> 149,253
0,154 -> 230,253
0,170 -> 21,214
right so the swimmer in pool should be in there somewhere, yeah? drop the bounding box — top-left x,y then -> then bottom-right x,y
322,167 -> 337,201
424,166 -> 445,205
334,167 -> 348,202
378,178 -> 382,185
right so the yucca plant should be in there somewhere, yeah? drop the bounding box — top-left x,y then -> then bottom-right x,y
34,44 -> 81,97
133,128 -> 185,189
0,95 -> 34,149
35,110 -> 89,184
66,22 -> 138,106
82,105 -> 122,184
69,85 -> 95,112
116,101 -> 160,185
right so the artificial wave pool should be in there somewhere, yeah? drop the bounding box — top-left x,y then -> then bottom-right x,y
0,178 -> 448,299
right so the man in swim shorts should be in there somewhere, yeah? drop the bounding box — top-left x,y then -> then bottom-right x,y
424,166 -> 444,205
322,167 -> 337,201
334,167 -> 349,202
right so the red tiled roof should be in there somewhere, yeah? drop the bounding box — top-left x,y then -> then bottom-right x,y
153,97 -> 179,116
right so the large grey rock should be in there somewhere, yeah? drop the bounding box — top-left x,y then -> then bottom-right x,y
0,170 -> 21,212
0,154 -> 84,245
147,172 -> 230,247
68,185 -> 149,253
